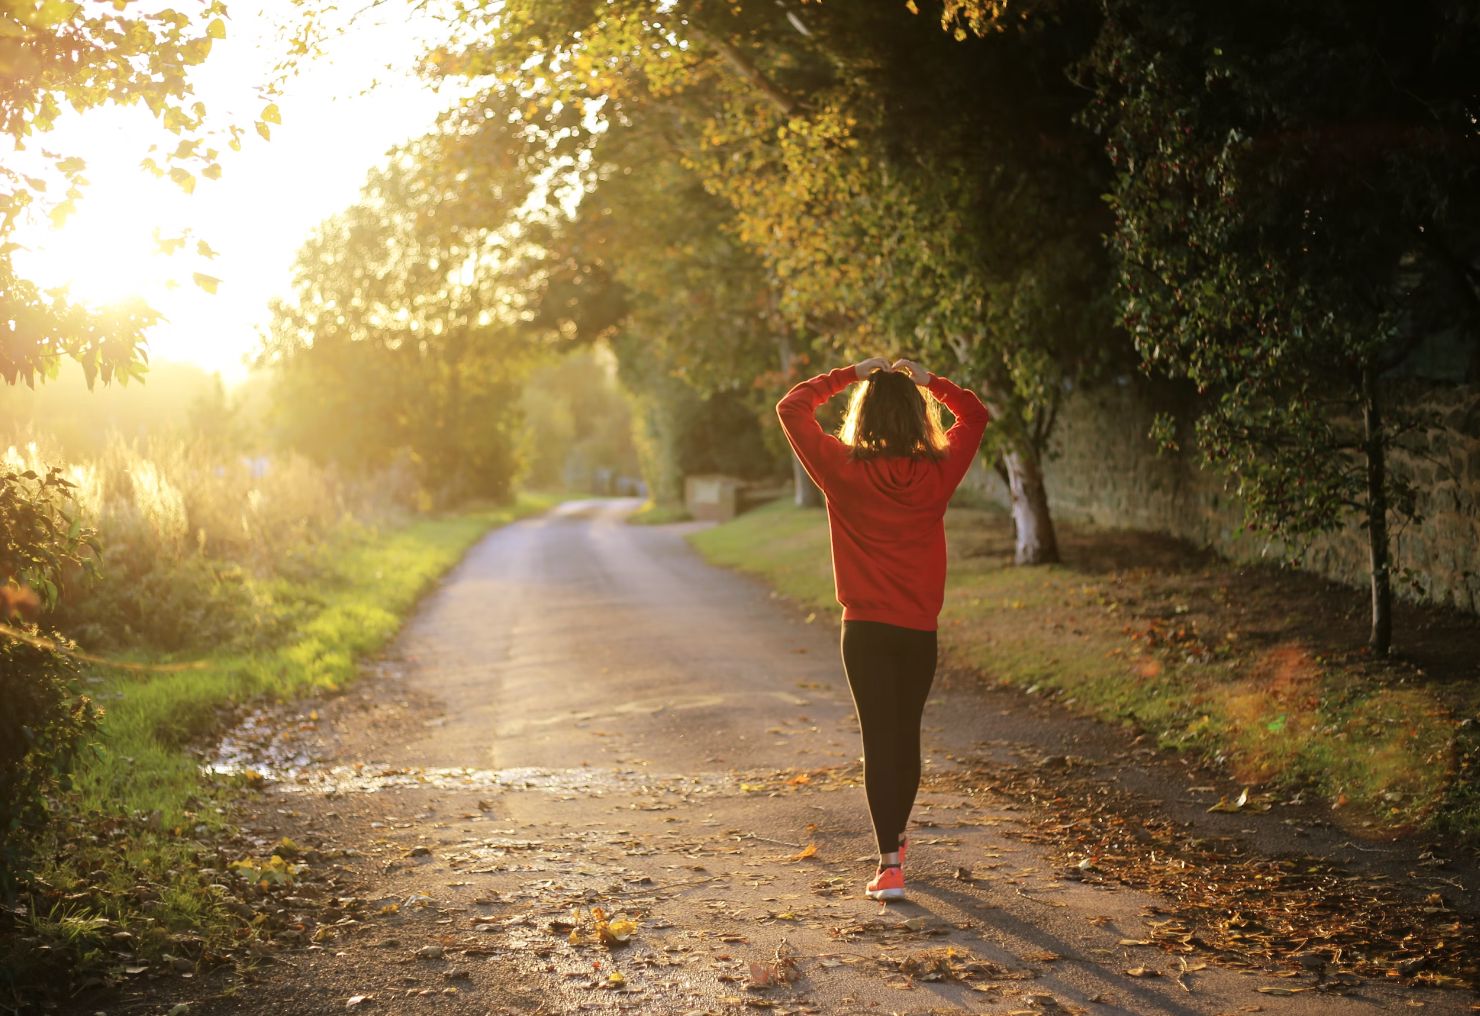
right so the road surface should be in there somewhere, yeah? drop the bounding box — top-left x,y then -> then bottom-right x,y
188,498 -> 1474,1015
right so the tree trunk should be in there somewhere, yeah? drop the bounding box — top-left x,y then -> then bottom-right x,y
776,330 -> 823,507
1362,362 -> 1393,654
793,457 -> 823,507
1002,446 -> 1060,565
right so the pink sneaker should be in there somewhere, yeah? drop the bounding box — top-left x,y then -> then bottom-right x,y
866,863 -> 905,901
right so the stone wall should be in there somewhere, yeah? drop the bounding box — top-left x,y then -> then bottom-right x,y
962,378 -> 1480,614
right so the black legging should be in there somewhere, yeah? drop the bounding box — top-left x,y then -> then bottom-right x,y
840,619 -> 938,855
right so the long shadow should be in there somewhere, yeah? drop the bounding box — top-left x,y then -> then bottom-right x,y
905,877 -> 1207,1016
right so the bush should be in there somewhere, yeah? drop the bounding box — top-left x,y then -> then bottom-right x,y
0,637 -> 98,899
0,461 -> 101,898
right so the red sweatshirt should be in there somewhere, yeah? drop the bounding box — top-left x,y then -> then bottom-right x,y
776,366 -> 990,631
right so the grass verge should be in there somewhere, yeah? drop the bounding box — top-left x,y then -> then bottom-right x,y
6,494 -> 555,998
689,498 -> 1478,843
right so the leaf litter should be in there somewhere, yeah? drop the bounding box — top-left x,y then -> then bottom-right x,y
932,755 -> 1480,988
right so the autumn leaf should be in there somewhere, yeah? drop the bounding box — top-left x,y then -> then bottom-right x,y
193,272 -> 221,294
1207,787 -> 1250,813
790,841 -> 817,861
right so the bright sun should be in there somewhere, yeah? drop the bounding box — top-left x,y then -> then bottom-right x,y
16,109 -> 203,312
9,2 -> 470,382
23,179 -> 185,310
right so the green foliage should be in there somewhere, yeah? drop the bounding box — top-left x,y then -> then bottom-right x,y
0,636 -> 97,899
1086,0 -> 1478,532
416,0 -> 1129,558
0,460 -> 94,608
0,460 -> 100,895
263,141 -> 537,504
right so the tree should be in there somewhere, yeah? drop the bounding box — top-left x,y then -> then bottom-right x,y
263,131 -> 541,503
1084,0 -> 1480,651
578,122 -> 811,506
421,0 -> 1127,561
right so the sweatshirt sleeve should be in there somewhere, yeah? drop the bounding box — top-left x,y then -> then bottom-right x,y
927,372 -> 991,490
776,366 -> 857,495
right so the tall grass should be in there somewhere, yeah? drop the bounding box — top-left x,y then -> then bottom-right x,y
3,432 -> 419,653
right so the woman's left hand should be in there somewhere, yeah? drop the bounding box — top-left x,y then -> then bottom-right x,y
854,357 -> 891,379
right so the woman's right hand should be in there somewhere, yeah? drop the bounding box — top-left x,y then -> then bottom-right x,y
854,357 -> 891,379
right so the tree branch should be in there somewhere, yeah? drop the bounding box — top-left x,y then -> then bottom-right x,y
683,21 -> 801,118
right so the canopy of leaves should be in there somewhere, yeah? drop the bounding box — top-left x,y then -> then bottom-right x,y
425,0 -> 1127,463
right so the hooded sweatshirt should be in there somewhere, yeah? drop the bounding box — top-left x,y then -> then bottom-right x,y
776,367 -> 990,632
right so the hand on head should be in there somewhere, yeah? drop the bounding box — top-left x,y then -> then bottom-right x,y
890,359 -> 929,385
854,357 -> 930,383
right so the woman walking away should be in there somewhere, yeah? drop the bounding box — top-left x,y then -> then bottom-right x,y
777,357 -> 989,901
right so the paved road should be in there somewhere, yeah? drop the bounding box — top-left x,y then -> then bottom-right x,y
205,499 -> 1474,1015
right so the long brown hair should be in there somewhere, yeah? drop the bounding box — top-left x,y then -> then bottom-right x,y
838,369 -> 948,461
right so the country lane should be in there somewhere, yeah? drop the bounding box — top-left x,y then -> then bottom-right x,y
187,498 -> 1475,1016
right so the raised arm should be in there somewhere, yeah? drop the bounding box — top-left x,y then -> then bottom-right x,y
776,361 -> 881,493
891,359 -> 990,490
927,372 -> 991,489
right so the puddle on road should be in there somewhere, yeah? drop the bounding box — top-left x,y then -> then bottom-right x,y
205,706 -> 734,796
214,759 -> 733,797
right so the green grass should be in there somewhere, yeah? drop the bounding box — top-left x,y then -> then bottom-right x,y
689,499 -> 1472,840
13,493 -> 556,983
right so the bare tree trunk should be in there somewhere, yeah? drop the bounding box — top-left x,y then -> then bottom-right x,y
1002,446 -> 1060,565
1362,363 -> 1392,654
777,330 -> 823,508
792,457 -> 823,508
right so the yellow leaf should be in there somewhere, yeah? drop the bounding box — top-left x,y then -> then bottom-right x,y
256,121 -> 271,141
207,17 -> 226,39
790,842 -> 817,861
604,917 -> 637,943
193,272 -> 221,294
168,166 -> 195,194
261,102 -> 281,124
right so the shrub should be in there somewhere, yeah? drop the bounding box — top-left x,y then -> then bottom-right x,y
0,462 -> 100,897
